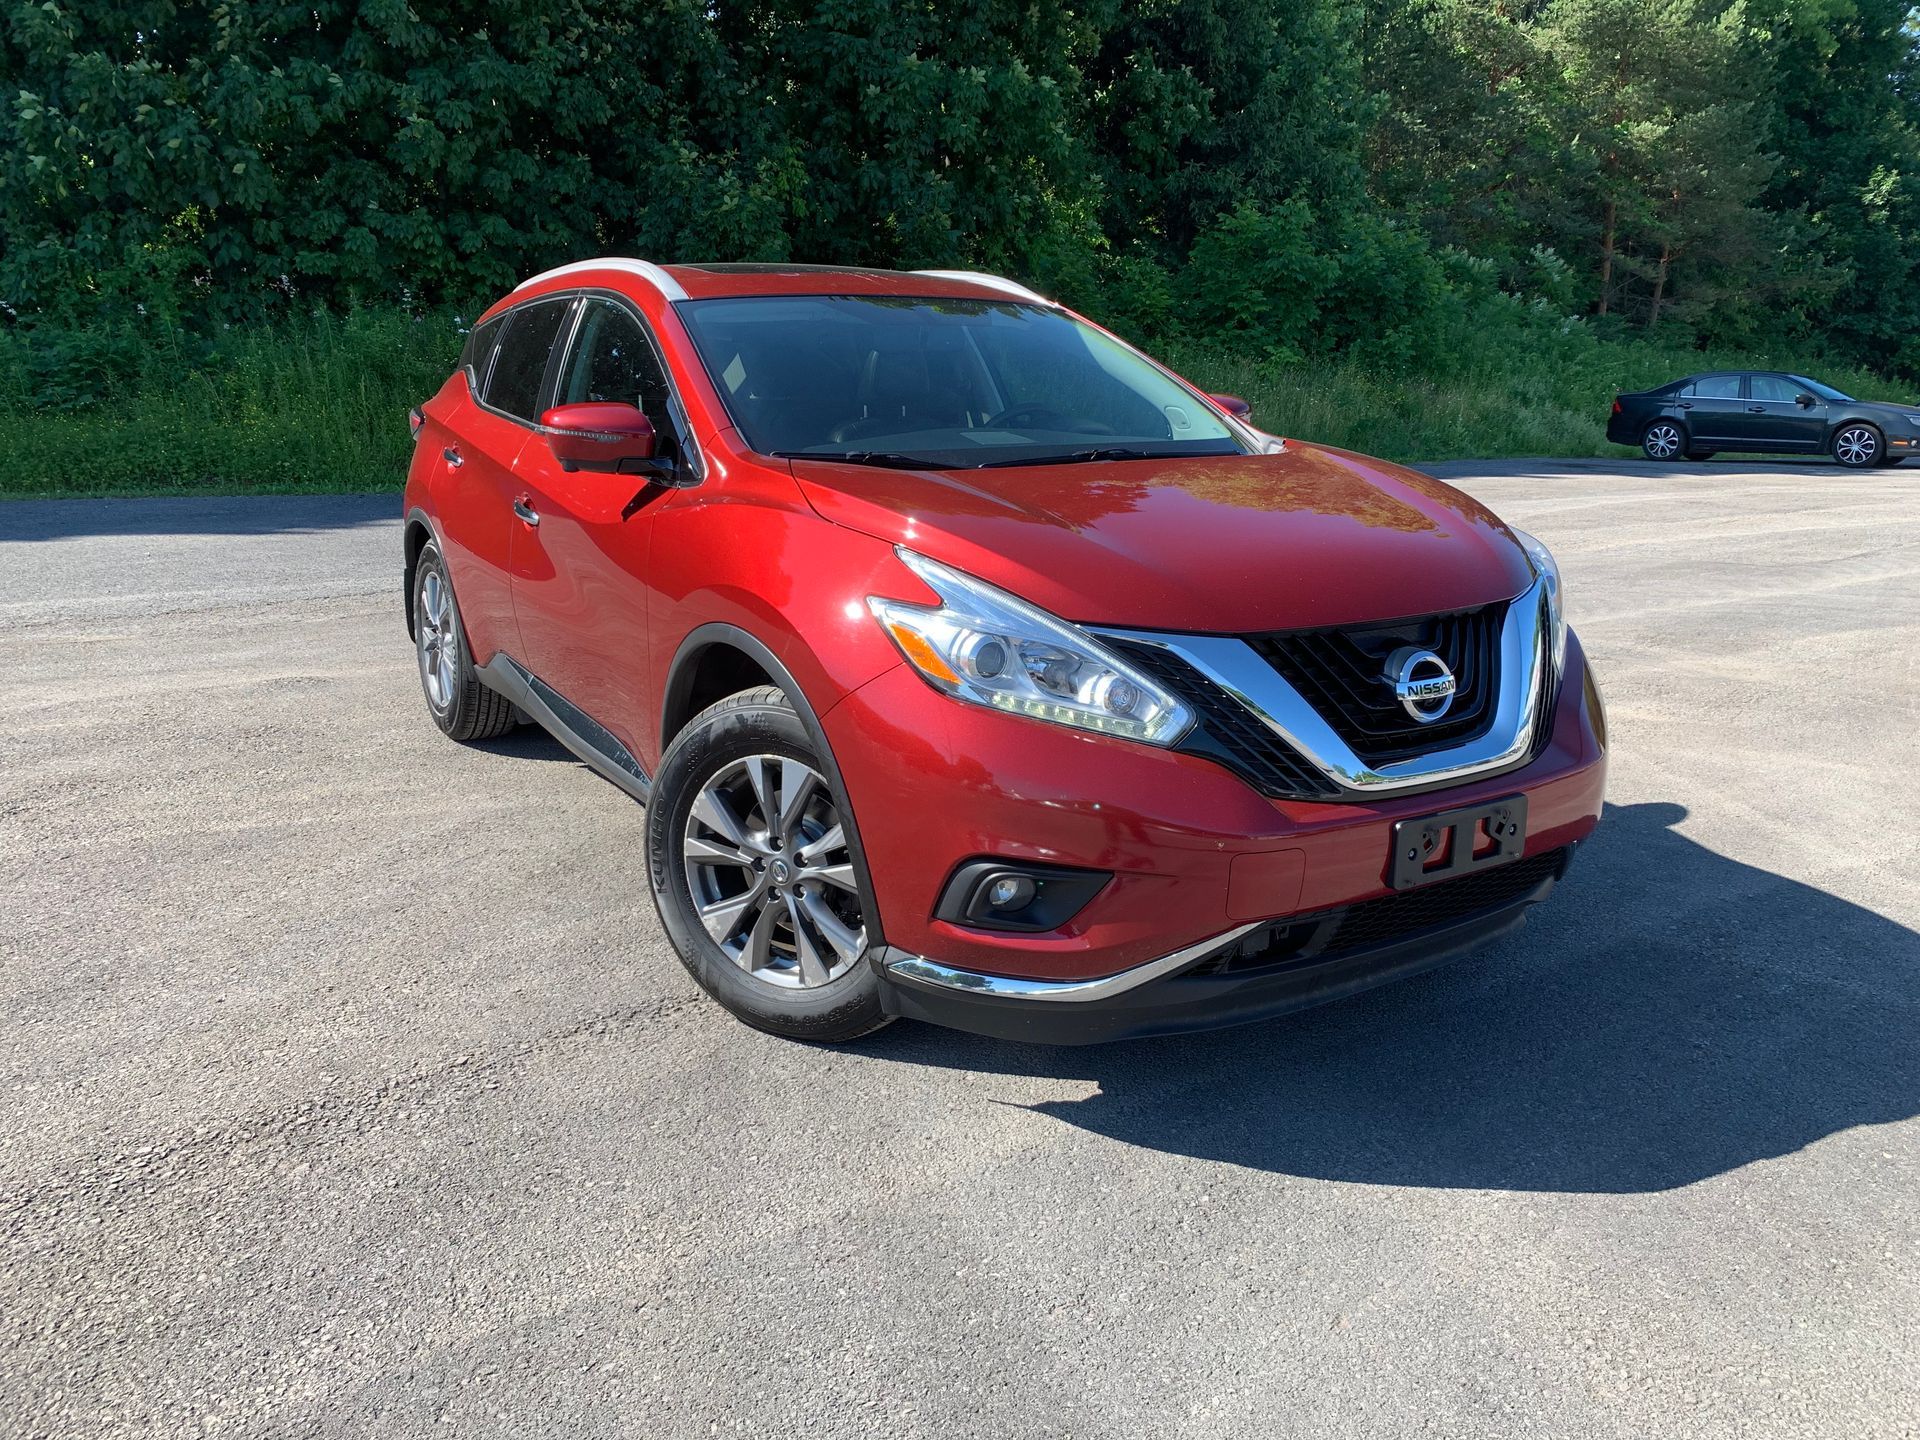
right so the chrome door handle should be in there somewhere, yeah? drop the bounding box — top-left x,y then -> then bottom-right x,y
442,447 -> 464,467
512,498 -> 540,528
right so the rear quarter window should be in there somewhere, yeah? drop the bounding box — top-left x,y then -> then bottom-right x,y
460,315 -> 506,396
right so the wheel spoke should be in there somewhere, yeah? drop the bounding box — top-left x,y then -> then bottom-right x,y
776,761 -> 817,839
799,890 -> 865,963
698,890 -> 757,945
738,896 -> 782,973
806,861 -> 859,893
795,822 -> 843,866
786,893 -> 833,986
744,757 -> 778,831
686,834 -> 757,868
691,787 -> 751,848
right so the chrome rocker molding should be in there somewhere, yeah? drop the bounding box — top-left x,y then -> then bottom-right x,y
886,923 -> 1263,1003
1096,575 -> 1553,797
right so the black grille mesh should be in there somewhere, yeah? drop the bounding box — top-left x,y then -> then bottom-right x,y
1248,600 -> 1505,766
1113,640 -> 1340,800
1187,847 -> 1569,977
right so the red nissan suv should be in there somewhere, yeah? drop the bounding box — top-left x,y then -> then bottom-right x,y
403,260 -> 1606,1044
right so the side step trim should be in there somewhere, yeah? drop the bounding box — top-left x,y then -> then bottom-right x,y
477,655 -> 652,804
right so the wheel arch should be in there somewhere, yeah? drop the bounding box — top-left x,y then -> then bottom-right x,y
402,507 -> 441,640
660,623 -> 889,950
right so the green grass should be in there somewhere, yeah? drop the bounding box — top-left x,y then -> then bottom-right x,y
2,303 -> 1910,499
0,310 -> 458,500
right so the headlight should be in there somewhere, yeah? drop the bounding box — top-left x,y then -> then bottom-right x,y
1511,528 -> 1567,674
868,549 -> 1193,745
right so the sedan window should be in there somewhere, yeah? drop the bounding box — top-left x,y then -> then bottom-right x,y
1691,375 -> 1743,399
1749,375 -> 1803,403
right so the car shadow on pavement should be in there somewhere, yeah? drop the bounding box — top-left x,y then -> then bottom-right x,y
866,800 -> 1919,1194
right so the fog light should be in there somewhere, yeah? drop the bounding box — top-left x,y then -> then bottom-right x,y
934,859 -> 1113,934
986,875 -> 1036,909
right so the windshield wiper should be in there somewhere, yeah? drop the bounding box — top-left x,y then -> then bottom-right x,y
774,450 -> 958,470
976,447 -> 1159,468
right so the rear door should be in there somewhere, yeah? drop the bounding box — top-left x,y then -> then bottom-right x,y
1737,373 -> 1828,450
511,294 -> 690,757
428,301 -> 571,666
1676,373 -> 1745,445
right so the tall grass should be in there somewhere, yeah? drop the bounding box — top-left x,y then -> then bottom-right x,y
1,299 -> 1909,499
0,311 -> 458,498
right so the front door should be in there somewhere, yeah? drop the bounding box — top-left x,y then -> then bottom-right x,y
1733,373 -> 1829,450
511,296 -> 687,763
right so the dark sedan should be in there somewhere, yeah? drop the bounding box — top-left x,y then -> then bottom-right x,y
1607,371 -> 1920,468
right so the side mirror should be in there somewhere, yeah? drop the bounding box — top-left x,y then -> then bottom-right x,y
1208,393 -> 1253,421
1797,393 -> 1816,408
540,402 -> 665,474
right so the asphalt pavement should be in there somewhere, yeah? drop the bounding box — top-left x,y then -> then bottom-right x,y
3,458 -> 1916,1438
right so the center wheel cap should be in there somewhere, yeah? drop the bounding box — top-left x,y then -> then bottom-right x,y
769,859 -> 792,886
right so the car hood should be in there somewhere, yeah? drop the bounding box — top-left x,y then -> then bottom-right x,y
1854,400 -> 1920,420
790,444 -> 1535,633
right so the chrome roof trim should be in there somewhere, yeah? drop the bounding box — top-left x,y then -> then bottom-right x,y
514,257 -> 689,302
885,923 -> 1263,1003
1095,576 -> 1549,797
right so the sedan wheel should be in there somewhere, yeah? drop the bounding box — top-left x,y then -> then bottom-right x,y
1833,424 -> 1881,468
1642,421 -> 1684,461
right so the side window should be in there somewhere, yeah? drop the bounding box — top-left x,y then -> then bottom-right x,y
460,315 -> 505,395
558,299 -> 677,455
1749,375 -> 1798,403
1693,375 -> 1743,400
487,298 -> 574,422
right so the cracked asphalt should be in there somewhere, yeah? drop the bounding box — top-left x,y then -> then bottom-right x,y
3,459 -> 1917,1438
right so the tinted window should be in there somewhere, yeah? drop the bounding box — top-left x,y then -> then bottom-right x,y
488,298 -> 574,421
557,299 -> 676,455
460,315 -> 505,393
1789,374 -> 1853,402
677,295 -> 1240,468
1691,375 -> 1743,399
1749,375 -> 1802,403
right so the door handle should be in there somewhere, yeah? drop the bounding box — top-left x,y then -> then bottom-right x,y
1747,406 -> 1766,413
1677,402 -> 1694,410
442,446 -> 464,468
512,497 -> 540,528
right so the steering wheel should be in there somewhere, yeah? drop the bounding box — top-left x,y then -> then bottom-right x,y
984,403 -> 1113,435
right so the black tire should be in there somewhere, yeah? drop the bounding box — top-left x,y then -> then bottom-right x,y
646,686 -> 890,1043
412,542 -> 519,742
1832,422 -> 1883,469
1641,419 -> 1686,461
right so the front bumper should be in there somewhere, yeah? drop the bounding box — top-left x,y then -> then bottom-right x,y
826,629 -> 1602,962
876,845 -> 1571,1043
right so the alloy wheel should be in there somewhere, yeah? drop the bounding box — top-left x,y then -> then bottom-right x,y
417,569 -> 457,710
681,754 -> 868,989
1643,423 -> 1682,460
1835,426 -> 1878,466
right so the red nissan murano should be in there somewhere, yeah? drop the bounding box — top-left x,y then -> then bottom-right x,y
403,260 -> 1606,1044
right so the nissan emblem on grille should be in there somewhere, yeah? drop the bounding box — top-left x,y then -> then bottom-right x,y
1386,646 -> 1457,722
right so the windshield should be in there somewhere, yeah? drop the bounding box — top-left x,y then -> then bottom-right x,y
1789,375 -> 1854,402
676,295 -> 1245,468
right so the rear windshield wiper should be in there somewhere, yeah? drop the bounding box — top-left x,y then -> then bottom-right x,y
774,450 -> 958,470
975,447 -> 1157,468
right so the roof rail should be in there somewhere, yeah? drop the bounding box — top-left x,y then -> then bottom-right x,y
514,257 -> 688,302
911,270 -> 1052,305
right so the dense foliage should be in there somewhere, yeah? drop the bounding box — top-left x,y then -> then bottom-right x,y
3,0 -> 1919,491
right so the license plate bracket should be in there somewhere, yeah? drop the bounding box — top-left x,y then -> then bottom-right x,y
1389,795 -> 1528,891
